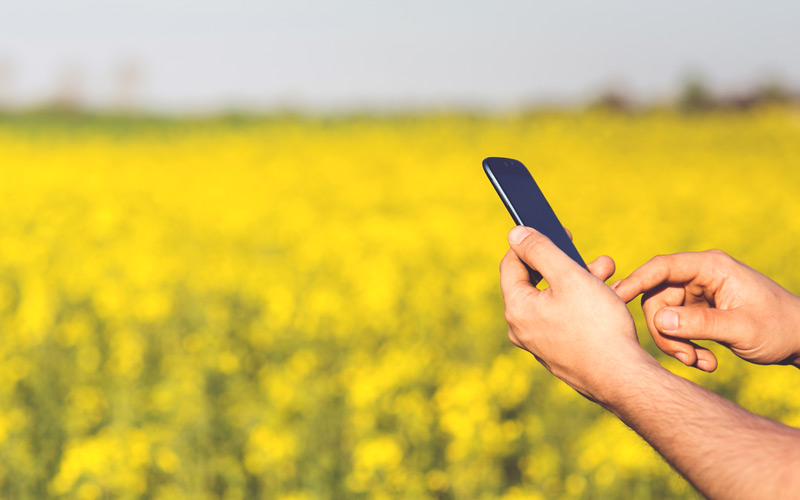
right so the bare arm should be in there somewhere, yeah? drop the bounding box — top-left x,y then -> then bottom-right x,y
500,228 -> 800,499
603,358 -> 800,500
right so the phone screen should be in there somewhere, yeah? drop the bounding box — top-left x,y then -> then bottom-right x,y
483,157 -> 586,268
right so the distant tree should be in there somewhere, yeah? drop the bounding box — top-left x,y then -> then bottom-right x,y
755,80 -> 793,106
589,87 -> 634,113
715,80 -> 795,111
717,91 -> 760,111
678,73 -> 715,113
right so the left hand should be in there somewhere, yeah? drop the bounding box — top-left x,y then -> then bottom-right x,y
613,250 -> 800,370
500,226 -> 654,404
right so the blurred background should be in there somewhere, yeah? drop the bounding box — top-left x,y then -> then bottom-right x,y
1,1 -> 800,499
3,0 -> 800,112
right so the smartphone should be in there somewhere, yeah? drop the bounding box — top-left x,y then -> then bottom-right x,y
483,157 -> 586,279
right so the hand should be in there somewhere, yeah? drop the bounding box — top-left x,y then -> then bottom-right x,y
613,250 -> 800,370
500,226 -> 654,404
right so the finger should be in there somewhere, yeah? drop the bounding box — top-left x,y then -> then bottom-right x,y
508,226 -> 584,289
694,347 -> 718,372
614,253 -> 716,303
500,248 -> 537,305
654,306 -> 740,344
656,307 -> 722,372
564,227 -> 573,240
642,286 -> 700,366
587,255 -> 616,282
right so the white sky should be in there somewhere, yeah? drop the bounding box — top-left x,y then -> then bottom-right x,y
1,0 -> 799,112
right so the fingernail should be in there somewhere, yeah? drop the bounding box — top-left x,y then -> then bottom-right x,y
675,352 -> 690,365
658,309 -> 679,332
509,226 -> 531,245
610,280 -> 622,291
697,358 -> 713,371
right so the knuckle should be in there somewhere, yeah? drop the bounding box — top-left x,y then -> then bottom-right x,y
705,248 -> 734,273
706,248 -> 733,264
645,254 -> 669,271
705,248 -> 731,262
522,233 -> 550,254
699,308 -> 717,333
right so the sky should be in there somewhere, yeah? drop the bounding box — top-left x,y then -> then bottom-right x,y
1,0 -> 799,112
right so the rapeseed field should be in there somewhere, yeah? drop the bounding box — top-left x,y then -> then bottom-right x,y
0,109 -> 799,499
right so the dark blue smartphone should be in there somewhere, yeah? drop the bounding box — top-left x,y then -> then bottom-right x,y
483,157 -> 586,280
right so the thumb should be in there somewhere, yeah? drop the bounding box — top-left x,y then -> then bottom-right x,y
508,226 -> 582,287
655,306 -> 737,343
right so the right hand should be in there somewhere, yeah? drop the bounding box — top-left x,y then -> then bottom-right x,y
501,226 -> 650,405
613,250 -> 800,370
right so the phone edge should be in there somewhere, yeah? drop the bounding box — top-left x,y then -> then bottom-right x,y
482,158 -> 524,227
482,157 -> 588,271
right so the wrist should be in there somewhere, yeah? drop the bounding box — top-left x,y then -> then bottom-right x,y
592,348 -> 662,411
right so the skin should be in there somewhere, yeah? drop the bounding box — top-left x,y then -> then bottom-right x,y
613,250 -> 800,369
500,226 -> 800,499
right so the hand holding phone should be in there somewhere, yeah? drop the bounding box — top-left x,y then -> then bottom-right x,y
492,157 -> 639,403
483,157 -> 586,282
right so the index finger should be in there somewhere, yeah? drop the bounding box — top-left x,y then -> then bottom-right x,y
614,252 -> 714,303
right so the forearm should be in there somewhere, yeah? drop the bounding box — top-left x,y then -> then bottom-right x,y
601,357 -> 800,500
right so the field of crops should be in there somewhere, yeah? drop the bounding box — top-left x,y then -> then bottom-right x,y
1,108 -> 799,499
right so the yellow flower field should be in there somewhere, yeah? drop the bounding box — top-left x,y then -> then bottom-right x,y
0,109 -> 799,499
